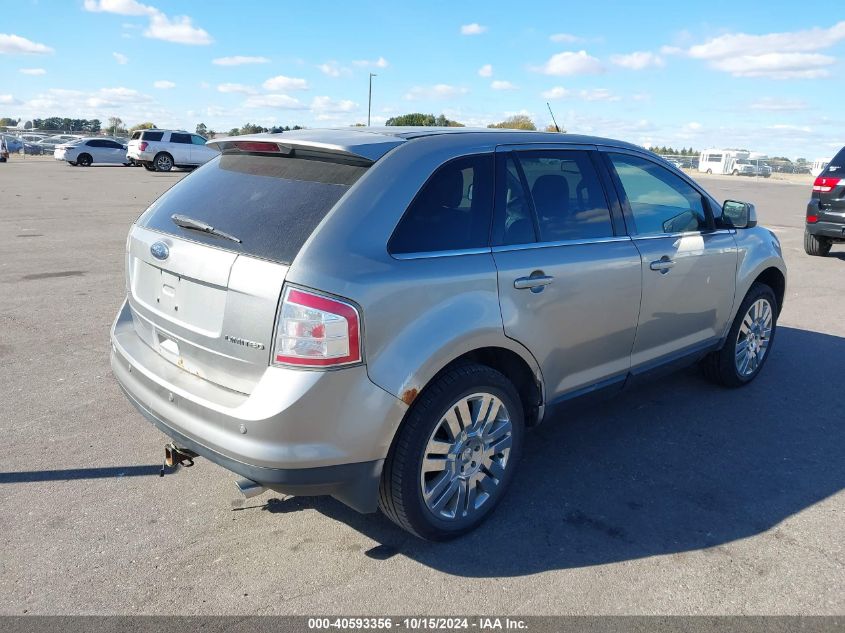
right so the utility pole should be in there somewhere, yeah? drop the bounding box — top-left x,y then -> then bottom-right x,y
368,73 -> 377,126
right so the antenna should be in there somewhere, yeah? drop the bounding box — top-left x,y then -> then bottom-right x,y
546,102 -> 561,133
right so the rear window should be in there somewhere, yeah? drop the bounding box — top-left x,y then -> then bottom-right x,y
137,153 -> 369,264
142,131 -> 163,142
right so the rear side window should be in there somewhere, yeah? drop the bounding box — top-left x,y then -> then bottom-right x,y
138,153 -> 369,264
142,131 -> 163,142
505,150 -> 614,243
171,133 -> 192,144
823,147 -> 845,176
609,153 -> 707,235
389,154 -> 494,254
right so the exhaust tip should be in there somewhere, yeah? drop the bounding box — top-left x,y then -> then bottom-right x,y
234,478 -> 266,499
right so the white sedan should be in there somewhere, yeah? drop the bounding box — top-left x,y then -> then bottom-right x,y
54,137 -> 130,166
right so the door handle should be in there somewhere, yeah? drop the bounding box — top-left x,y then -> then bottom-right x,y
514,274 -> 554,290
649,257 -> 675,272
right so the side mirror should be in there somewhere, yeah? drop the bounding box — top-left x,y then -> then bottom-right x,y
721,200 -> 757,229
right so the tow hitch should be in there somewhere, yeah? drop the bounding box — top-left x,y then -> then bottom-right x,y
160,443 -> 199,477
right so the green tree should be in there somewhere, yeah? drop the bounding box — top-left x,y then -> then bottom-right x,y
488,115 -> 536,130
0,117 -> 19,127
129,122 -> 157,133
385,113 -> 436,126
195,122 -> 208,138
107,117 -> 126,136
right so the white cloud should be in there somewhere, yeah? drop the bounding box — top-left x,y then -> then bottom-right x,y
262,75 -> 309,91
461,23 -> 487,35
217,83 -> 257,95
19,68 -> 46,75
610,51 -> 665,70
145,12 -> 212,45
542,87 -> 620,101
153,80 -> 175,89
318,61 -> 351,77
85,0 -> 212,45
83,0 -> 154,16
243,94 -> 307,109
536,50 -> 604,76
678,21 -> 845,79
311,96 -> 357,113
404,84 -> 469,101
0,94 -> 22,105
478,64 -> 493,77
0,33 -> 54,55
212,55 -> 269,66
748,97 -> 809,111
549,33 -> 582,43
491,80 -> 517,91
685,122 -> 702,131
113,52 -> 128,64
351,57 -> 389,68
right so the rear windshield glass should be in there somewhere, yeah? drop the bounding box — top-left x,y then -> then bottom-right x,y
137,153 -> 369,264
824,147 -> 845,176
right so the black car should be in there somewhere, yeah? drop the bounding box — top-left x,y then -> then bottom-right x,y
805,146 -> 845,256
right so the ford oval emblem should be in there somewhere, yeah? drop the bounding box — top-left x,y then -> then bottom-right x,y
150,241 -> 169,260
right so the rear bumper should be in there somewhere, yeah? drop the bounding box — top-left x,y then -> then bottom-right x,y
806,199 -> 845,239
127,149 -> 153,161
110,299 -> 407,512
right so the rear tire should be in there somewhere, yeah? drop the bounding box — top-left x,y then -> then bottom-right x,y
701,282 -> 777,388
153,152 -> 173,172
706,169 -> 712,174
143,162 -> 156,172
804,230 -> 832,257
69,162 -> 77,166
77,153 -> 92,167
379,363 -> 524,540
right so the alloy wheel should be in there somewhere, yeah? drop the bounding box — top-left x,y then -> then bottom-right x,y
735,298 -> 773,377
420,392 -> 513,521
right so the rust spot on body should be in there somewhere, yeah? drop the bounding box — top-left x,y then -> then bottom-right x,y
401,387 -> 419,405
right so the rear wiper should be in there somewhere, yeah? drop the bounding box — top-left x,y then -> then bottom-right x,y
171,214 -> 241,243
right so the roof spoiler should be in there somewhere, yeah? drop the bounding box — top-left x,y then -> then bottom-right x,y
207,136 -> 375,165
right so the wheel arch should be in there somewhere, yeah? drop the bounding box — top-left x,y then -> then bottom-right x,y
754,266 -> 786,316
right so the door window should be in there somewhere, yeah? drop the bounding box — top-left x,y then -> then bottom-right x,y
513,150 -> 614,243
170,133 -> 192,144
191,135 -> 208,145
608,153 -> 707,235
389,154 -> 494,254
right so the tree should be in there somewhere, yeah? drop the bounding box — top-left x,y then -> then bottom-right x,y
107,117 -> 126,136
129,122 -> 157,133
195,122 -> 208,138
0,117 -> 19,127
488,115 -> 536,130
384,112 -> 464,127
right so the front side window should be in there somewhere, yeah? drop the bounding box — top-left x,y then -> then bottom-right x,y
191,134 -> 208,145
389,154 -> 494,254
608,153 -> 707,235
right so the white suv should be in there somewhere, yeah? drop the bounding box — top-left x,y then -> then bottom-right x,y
126,129 -> 219,172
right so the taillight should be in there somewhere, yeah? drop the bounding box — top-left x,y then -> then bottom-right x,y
272,287 -> 361,368
813,177 -> 840,193
806,215 -> 819,224
138,141 -> 148,151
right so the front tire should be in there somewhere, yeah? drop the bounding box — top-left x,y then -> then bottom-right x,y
706,169 -> 712,174
153,152 -> 173,172
379,363 -> 524,540
701,283 -> 777,388
804,231 -> 832,257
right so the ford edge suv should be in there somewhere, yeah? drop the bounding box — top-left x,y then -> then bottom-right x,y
111,128 -> 787,540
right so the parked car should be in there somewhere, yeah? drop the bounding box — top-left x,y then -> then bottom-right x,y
0,135 -> 8,162
54,137 -> 130,166
126,129 -> 218,172
1,134 -> 23,153
111,128 -> 787,540
805,145 -> 845,256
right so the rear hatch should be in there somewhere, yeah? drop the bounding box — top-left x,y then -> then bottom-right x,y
126,147 -> 371,394
808,147 -> 845,222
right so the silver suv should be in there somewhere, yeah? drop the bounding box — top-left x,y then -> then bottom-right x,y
111,128 -> 787,540
126,129 -> 219,172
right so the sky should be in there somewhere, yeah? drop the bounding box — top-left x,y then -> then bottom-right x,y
1,0 -> 841,159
